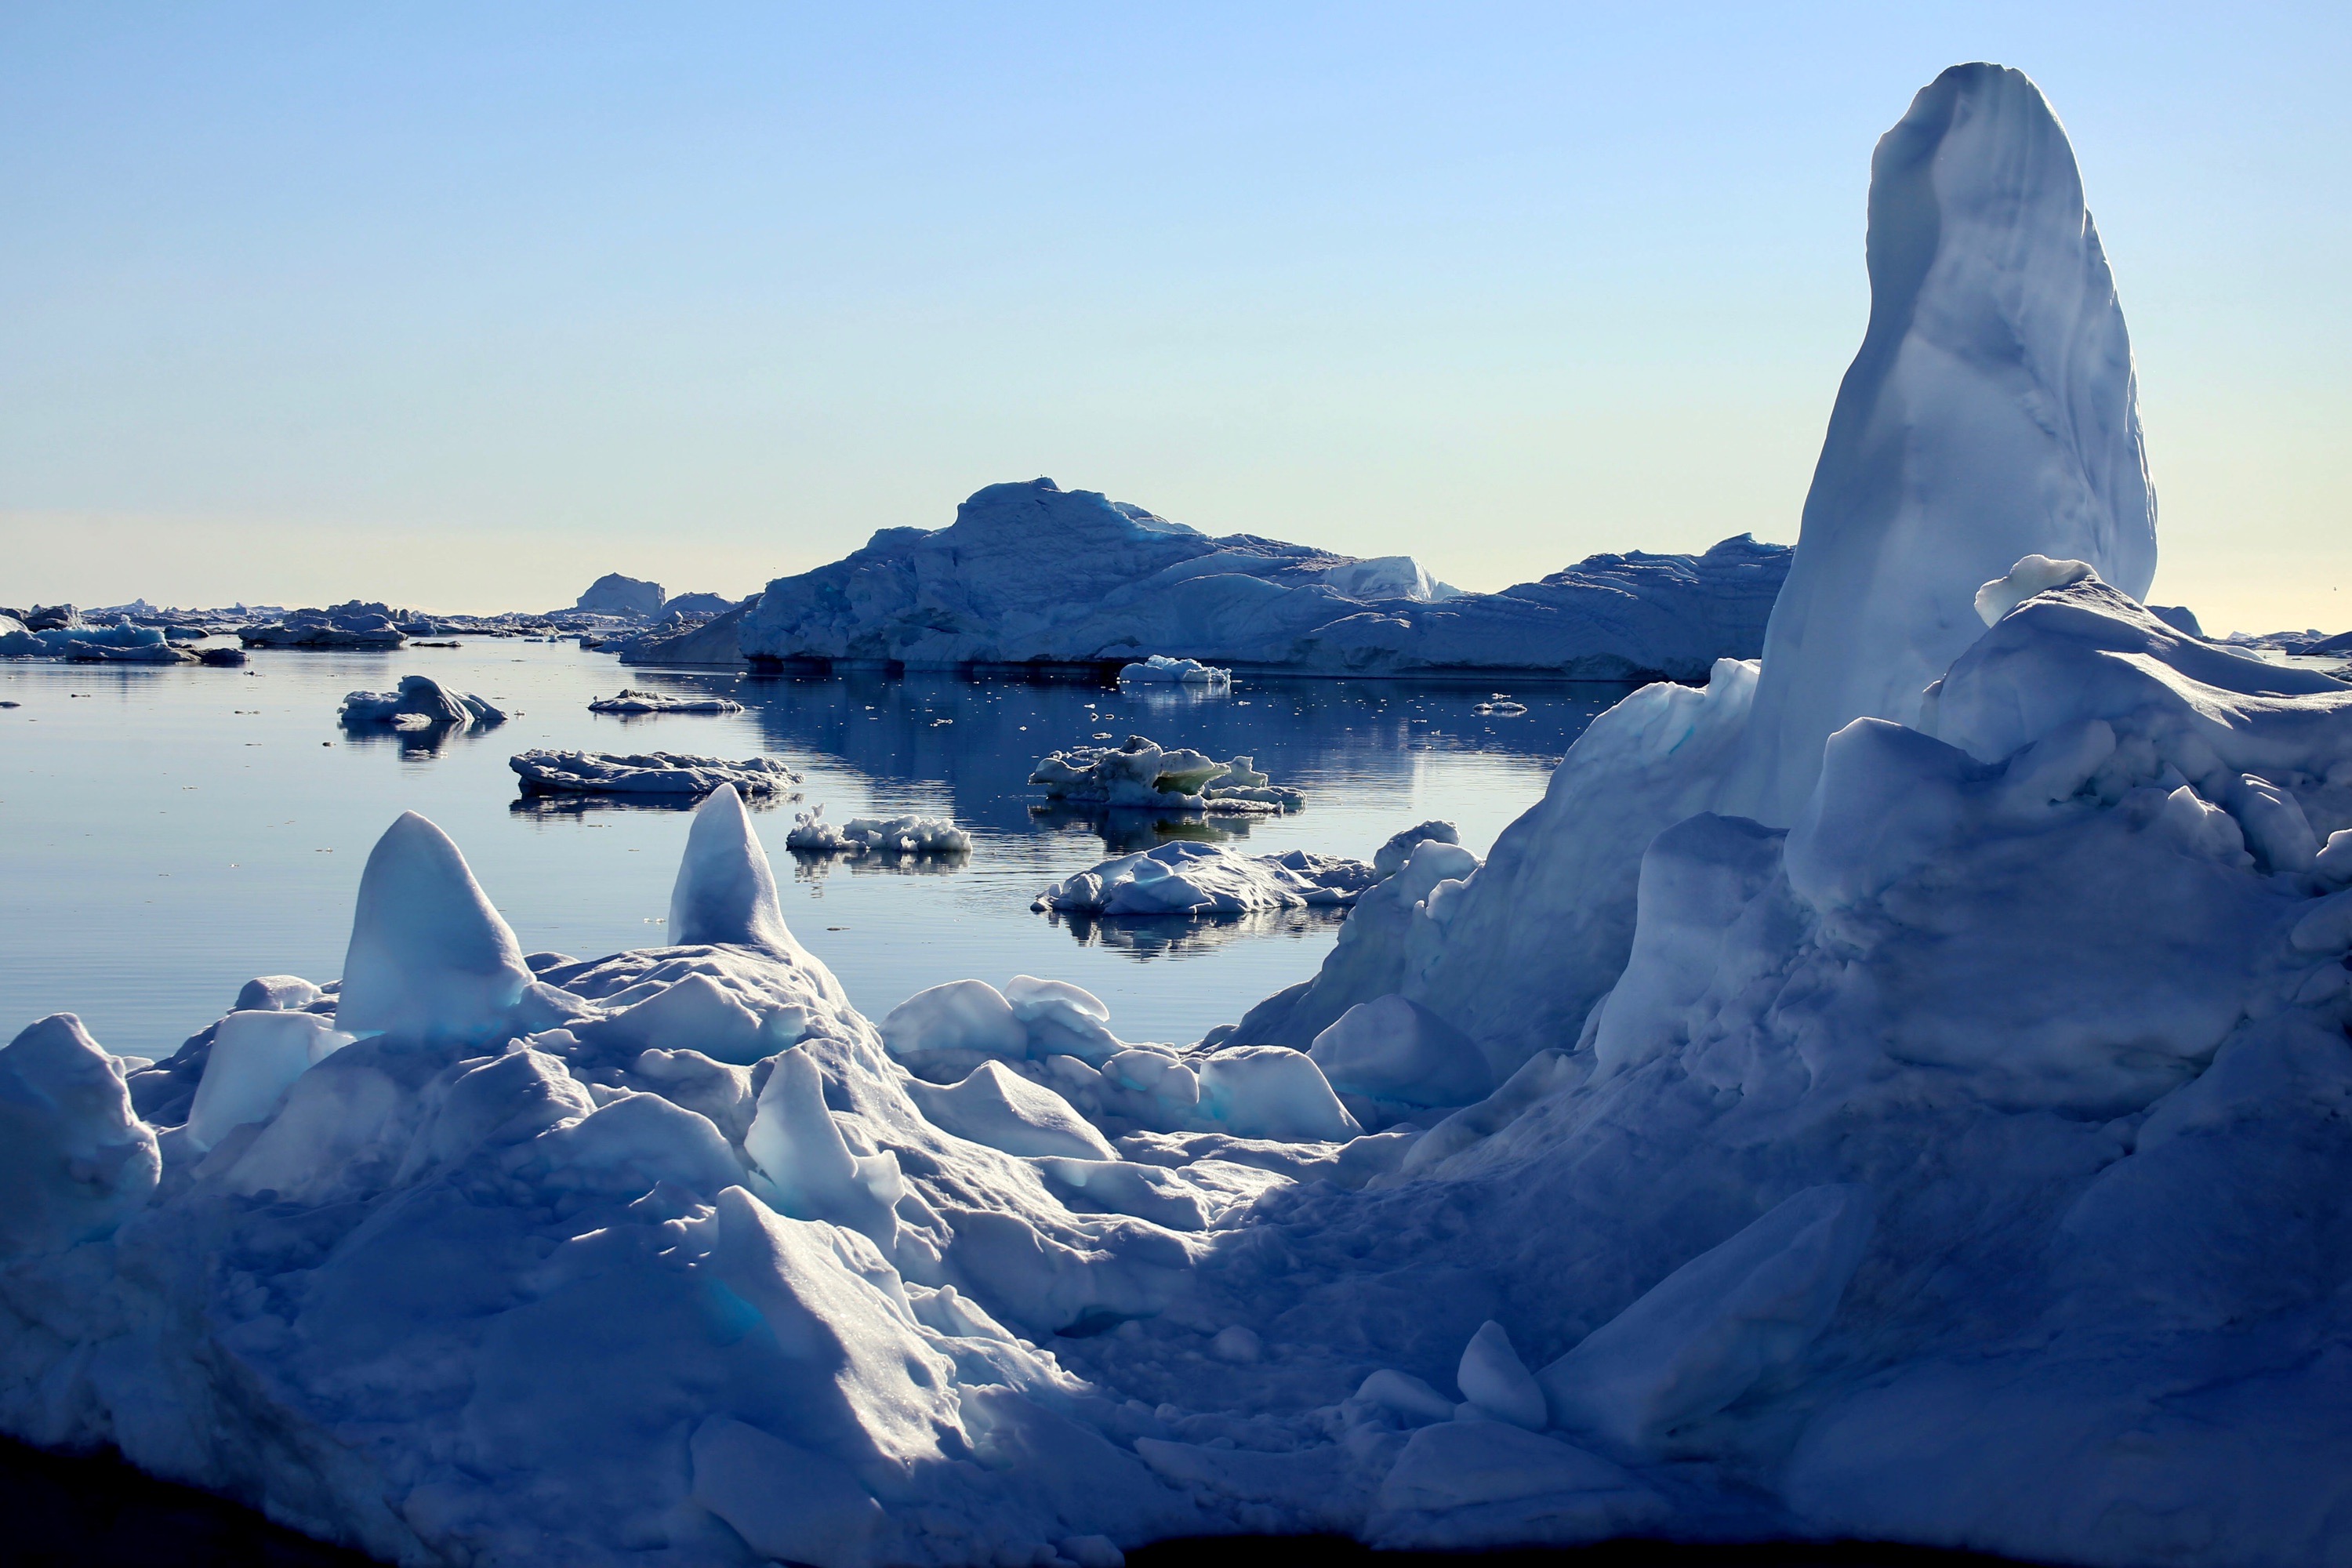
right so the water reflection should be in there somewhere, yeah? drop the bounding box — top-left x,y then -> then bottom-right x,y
1042,905 -> 1350,957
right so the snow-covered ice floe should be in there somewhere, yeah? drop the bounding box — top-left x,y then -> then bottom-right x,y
511,748 -> 800,799
1031,735 -> 1302,814
1033,840 -> 1375,916
339,673 -> 507,731
786,804 -> 972,857
0,621 -> 201,663
589,687 -> 746,715
1116,655 -> 1231,687
10,63 -> 2352,1568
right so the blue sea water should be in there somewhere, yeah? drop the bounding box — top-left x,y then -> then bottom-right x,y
0,643 -> 1611,1059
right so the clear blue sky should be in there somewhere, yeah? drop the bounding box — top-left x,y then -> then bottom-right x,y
2,3 -> 2346,631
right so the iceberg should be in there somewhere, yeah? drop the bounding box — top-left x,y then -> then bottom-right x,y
1033,841 -> 1374,916
510,748 -> 801,799
1030,735 -> 1303,815
713,480 -> 1786,679
338,673 -> 507,730
1117,655 -> 1232,687
786,805 -> 973,857
10,61 -> 2352,1568
588,687 -> 746,714
574,572 -> 666,619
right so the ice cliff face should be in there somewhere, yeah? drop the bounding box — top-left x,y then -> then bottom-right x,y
726,477 -> 1788,681
1726,63 -> 2160,826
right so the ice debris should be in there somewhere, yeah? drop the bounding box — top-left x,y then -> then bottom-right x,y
1032,841 -> 1374,916
588,687 -> 745,714
1031,735 -> 1302,814
786,804 -> 972,857
1116,655 -> 1232,687
511,748 -> 800,798
338,673 -> 506,730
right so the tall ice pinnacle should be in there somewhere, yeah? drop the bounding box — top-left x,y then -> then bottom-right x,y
1727,63 -> 2158,826
336,812 -> 532,1044
669,783 -> 795,953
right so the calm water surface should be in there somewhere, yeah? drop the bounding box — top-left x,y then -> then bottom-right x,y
1,644 -> 1612,1056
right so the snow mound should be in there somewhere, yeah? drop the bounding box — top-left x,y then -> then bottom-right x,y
1031,735 -> 1302,814
589,688 -> 745,714
786,805 -> 972,857
1117,655 -> 1232,687
1032,841 -> 1374,916
512,749 -> 800,798
339,673 -> 506,729
670,785 -> 800,956
735,477 -> 1788,681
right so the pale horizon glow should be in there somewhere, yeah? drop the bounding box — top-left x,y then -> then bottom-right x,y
2,5 -> 2347,635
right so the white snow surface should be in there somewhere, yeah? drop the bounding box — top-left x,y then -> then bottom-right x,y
1032,842 -> 1374,916
10,62 -> 2352,1568
735,478 -> 1787,681
511,749 -> 801,797
588,688 -> 746,715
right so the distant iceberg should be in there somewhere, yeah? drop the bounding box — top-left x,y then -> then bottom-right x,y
339,674 -> 506,730
588,687 -> 746,715
1030,735 -> 1302,814
1116,654 -> 1232,687
785,805 -> 971,857
511,749 -> 801,799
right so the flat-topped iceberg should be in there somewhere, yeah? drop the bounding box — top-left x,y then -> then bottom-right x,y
339,673 -> 507,730
589,687 -> 746,715
1031,734 -> 1302,814
511,749 -> 801,799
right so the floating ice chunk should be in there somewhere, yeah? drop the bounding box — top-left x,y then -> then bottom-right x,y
879,980 -> 1029,1062
510,749 -> 799,798
689,1416 -> 884,1568
1309,994 -> 1494,1109
906,1061 -> 1116,1161
1974,554 -> 2098,626
670,784 -> 797,953
1377,1420 -> 1642,1513
234,974 -> 325,1012
1538,1185 -> 1875,1456
786,804 -> 971,856
183,1009 -> 354,1152
1196,1046 -> 1359,1141
338,674 -> 505,729
1373,820 -> 1461,880
587,688 -> 743,714
1030,735 -> 1301,814
1034,841 -> 1374,916
336,812 -> 535,1045
1457,1321 -> 1546,1430
1116,655 -> 1232,686
0,1014 -> 160,1257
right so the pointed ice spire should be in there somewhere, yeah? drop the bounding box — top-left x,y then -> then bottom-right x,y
336,812 -> 532,1044
669,783 -> 794,953
1727,64 -> 2159,827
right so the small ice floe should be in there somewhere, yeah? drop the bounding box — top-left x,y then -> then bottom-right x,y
1033,840 -> 1372,916
785,804 -> 971,857
339,674 -> 506,731
587,688 -> 745,716
1030,734 -> 1302,813
510,749 -> 799,799
1473,694 -> 1528,717
1116,655 -> 1232,688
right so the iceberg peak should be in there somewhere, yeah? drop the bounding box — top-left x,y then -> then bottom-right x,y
1729,62 -> 2158,826
335,811 -> 532,1044
669,783 -> 797,953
